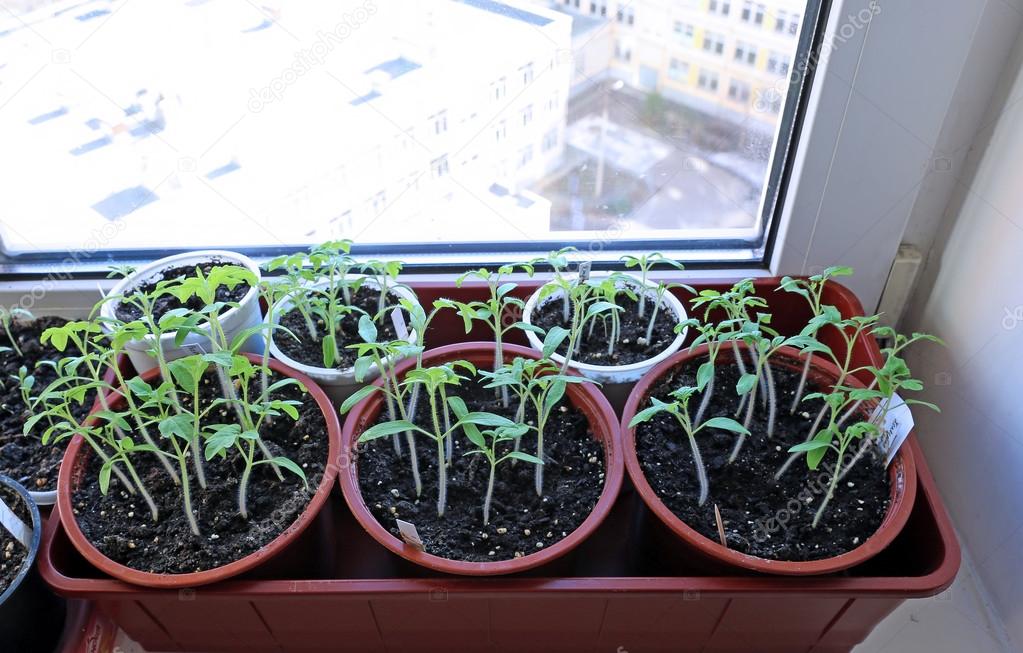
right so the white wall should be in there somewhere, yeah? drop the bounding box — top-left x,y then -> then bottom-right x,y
903,23 -> 1023,649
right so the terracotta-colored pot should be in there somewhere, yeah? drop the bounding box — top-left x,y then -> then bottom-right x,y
622,342 -> 917,576
56,353 -> 341,588
339,342 -> 623,576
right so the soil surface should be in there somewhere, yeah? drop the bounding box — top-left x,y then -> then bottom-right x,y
70,371 -> 328,575
113,259 -> 252,323
0,317 -> 96,492
357,381 -> 606,562
274,285 -> 406,369
634,354 -> 890,562
0,484 -> 32,594
532,292 -> 678,366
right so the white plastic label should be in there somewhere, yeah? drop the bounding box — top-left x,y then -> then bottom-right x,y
872,393 -> 915,467
577,261 -> 592,283
181,342 -> 207,355
0,496 -> 31,549
391,308 -> 409,341
396,519 -> 424,549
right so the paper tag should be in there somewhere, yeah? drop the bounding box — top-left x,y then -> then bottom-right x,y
872,393 -> 914,467
0,496 -> 31,549
396,519 -> 424,549
391,308 -> 410,341
577,260 -> 592,282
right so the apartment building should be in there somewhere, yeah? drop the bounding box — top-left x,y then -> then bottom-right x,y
552,0 -> 804,133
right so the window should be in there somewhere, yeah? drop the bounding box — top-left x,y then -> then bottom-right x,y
708,0 -> 730,16
542,128 -> 559,152
728,79 -> 751,102
754,3 -> 765,25
674,21 -> 696,45
431,111 -> 448,135
0,0 -> 826,266
734,41 -> 757,66
702,31 -> 726,55
767,51 -> 791,76
775,10 -> 788,32
521,62 -> 534,86
519,145 -> 533,166
697,69 -> 719,92
615,40 -> 632,62
668,58 -> 690,81
431,155 -> 450,178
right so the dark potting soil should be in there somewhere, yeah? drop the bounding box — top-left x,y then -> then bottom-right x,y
274,285 -> 406,369
0,317 -> 96,492
113,260 -> 252,323
634,356 -> 890,562
69,372 -> 328,575
0,484 -> 31,594
357,382 -> 606,563
531,293 -> 678,366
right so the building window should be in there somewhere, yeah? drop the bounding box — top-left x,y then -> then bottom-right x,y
775,9 -> 788,32
431,155 -> 449,178
615,40 -> 632,62
618,4 -> 634,25
734,41 -> 757,66
492,77 -> 506,101
766,51 -> 790,76
674,21 -> 696,45
371,190 -> 387,215
741,0 -> 752,22
519,145 -> 533,166
495,119 -> 507,142
431,111 -> 448,135
754,3 -> 765,25
521,62 -> 534,85
542,128 -> 559,152
702,32 -> 725,55
697,69 -> 719,91
728,79 -> 751,102
521,104 -> 533,126
668,57 -> 689,81
789,13 -> 801,35
709,0 -> 730,17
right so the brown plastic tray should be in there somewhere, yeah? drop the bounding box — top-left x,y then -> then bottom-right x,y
39,279 -> 961,653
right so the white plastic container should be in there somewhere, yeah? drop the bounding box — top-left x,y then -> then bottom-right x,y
522,274 -> 689,385
100,250 -> 264,374
267,276 -> 420,405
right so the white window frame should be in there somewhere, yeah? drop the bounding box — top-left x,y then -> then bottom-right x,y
0,0 -> 1003,319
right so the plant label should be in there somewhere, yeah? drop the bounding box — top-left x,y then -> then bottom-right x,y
396,518 -> 424,550
578,260 -> 592,282
182,342 -> 207,355
391,308 -> 409,341
872,393 -> 914,467
0,496 -> 31,549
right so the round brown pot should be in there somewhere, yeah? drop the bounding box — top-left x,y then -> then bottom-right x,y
621,342 -> 917,576
57,353 -> 341,588
339,342 -> 623,576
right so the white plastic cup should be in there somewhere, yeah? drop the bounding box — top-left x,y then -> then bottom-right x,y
267,276 -> 420,405
522,274 -> 689,385
100,250 -> 264,374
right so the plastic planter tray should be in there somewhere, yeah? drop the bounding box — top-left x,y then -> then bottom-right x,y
37,279 -> 960,653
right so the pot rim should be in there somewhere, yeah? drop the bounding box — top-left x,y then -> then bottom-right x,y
56,353 -> 341,588
521,273 -> 689,374
338,341 -> 624,576
98,250 -> 263,346
267,275 -> 420,379
0,474 -> 41,606
621,341 -> 918,576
